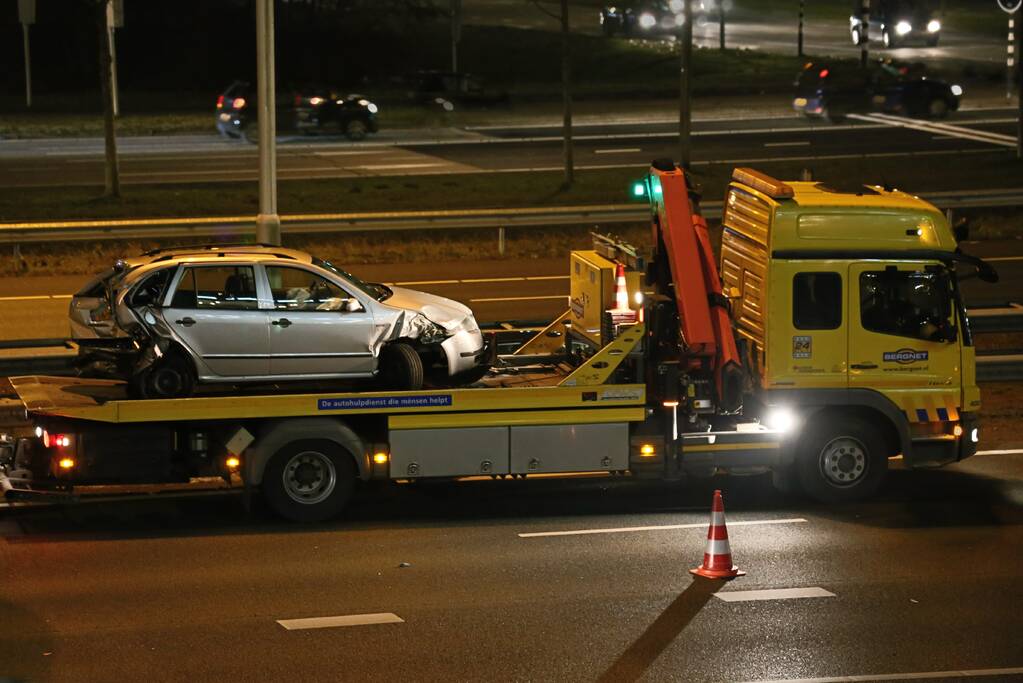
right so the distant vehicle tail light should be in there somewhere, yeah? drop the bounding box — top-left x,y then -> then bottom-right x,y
216,95 -> 224,109
294,94 -> 303,107
819,69 -> 829,78
42,431 -> 71,449
309,96 -> 324,106
232,97 -> 246,109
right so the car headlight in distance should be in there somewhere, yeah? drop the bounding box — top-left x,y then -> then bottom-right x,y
895,20 -> 912,35
951,84 -> 963,97
927,19 -> 940,33
638,12 -> 656,29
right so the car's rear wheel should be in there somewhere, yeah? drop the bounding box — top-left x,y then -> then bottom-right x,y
379,343 -> 424,390
928,97 -> 950,118
796,416 -> 888,503
345,119 -> 369,141
133,354 -> 195,399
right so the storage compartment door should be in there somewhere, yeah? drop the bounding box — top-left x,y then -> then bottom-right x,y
510,423 -> 628,474
389,427 -> 509,479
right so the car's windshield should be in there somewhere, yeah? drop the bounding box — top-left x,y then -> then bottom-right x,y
312,257 -> 392,301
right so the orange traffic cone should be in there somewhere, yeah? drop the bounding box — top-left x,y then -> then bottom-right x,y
612,262 -> 630,312
690,489 -> 746,579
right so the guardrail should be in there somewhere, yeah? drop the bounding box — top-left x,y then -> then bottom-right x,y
2,187 -> 1023,245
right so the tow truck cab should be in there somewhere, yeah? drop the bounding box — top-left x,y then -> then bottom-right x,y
721,169 -> 981,471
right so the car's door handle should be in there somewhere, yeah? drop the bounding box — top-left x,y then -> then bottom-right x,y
175,317 -> 196,327
851,362 -> 878,370
272,318 -> 292,328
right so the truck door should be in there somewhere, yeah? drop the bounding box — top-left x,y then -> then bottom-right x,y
847,261 -> 961,420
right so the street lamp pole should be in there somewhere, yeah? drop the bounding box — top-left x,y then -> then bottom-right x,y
679,0 -> 693,169
256,0 -> 281,245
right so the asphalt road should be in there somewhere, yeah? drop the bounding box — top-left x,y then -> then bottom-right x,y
0,450 -> 1021,682
0,108 -> 1017,188
1,238 -> 1021,342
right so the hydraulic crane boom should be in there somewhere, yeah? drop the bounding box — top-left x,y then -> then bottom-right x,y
645,160 -> 744,411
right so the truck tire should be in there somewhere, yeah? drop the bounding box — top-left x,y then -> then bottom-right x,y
263,439 -> 356,522
132,354 -> 195,399
795,416 -> 887,503
379,343 -> 424,390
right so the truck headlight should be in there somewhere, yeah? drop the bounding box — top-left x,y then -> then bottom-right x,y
895,21 -> 912,35
638,12 -> 656,29
765,407 -> 798,433
927,19 -> 940,33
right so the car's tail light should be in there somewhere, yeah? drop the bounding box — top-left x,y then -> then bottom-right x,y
819,69 -> 829,78
216,95 -> 224,109
232,97 -> 246,109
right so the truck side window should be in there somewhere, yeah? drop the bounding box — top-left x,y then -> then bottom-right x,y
793,272 -> 842,330
859,270 -> 952,341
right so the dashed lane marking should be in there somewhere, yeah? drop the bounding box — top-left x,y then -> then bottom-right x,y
763,141 -> 811,147
518,518 -> 808,538
975,449 -> 1023,456
471,295 -> 568,303
594,148 -> 643,154
737,666 -> 1023,682
392,280 -> 460,286
0,294 -> 73,302
277,613 -> 404,631
714,587 -> 835,602
525,275 -> 570,281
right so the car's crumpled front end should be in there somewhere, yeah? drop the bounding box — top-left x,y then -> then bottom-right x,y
384,287 -> 486,376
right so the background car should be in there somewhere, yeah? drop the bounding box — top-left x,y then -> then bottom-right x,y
215,81 -> 379,142
849,0 -> 941,48
793,60 -> 961,121
406,71 -> 509,111
70,244 -> 487,398
600,0 -> 709,37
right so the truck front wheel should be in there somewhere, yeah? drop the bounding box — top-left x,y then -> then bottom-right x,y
263,440 -> 356,522
796,416 -> 887,503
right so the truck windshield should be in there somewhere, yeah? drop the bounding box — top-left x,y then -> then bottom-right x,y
860,268 -> 954,342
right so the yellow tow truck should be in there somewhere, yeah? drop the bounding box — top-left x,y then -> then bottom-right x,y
0,163 -> 997,520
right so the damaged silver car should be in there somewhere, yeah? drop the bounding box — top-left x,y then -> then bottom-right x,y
70,244 -> 488,398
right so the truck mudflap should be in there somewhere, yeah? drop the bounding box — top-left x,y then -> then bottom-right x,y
678,428 -> 785,474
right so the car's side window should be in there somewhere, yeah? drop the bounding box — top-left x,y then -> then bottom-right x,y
265,266 -> 357,312
170,266 -> 259,311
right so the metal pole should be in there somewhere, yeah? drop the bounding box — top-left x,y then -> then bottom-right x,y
108,22 -> 120,117
679,0 -> 693,169
561,0 -> 573,187
256,0 -> 281,245
22,24 -> 31,108
798,0 -> 804,57
1017,9 -> 1023,159
860,0 -> 870,68
719,4 -> 725,49
451,0 -> 461,73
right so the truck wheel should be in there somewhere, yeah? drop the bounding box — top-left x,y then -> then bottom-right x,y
345,119 -> 369,141
796,416 -> 887,503
379,343 -> 424,390
263,440 -> 356,522
133,354 -> 195,399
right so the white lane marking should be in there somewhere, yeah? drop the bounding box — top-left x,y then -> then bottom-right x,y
518,518 -> 808,538
121,167 -> 336,178
277,612 -> 404,631
471,295 -> 568,303
594,148 -> 642,154
460,277 -> 525,283
975,449 -> 1023,456
525,275 -> 570,281
738,666 -> 1023,683
763,141 -> 811,147
851,113 -> 1016,148
0,294 -> 73,302
314,149 -> 389,157
393,279 -> 459,286
984,255 -> 1023,262
354,162 -> 448,170
714,587 -> 835,602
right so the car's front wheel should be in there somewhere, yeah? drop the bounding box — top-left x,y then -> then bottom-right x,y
132,353 -> 195,399
927,97 -> 950,118
345,118 -> 369,141
379,343 -> 424,390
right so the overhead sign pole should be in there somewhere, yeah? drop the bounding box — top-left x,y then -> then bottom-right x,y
999,0 -> 1023,157
859,0 -> 870,68
678,0 -> 693,169
106,0 -> 124,117
18,0 -> 35,109
256,0 -> 281,245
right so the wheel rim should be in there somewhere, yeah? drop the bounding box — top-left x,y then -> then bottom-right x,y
152,367 -> 184,397
347,121 -> 367,139
282,450 -> 337,505
818,436 -> 869,487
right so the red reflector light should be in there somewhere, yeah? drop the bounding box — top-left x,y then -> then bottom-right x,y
819,69 -> 829,78
232,97 -> 246,109
216,95 -> 224,109
294,94 -> 302,107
